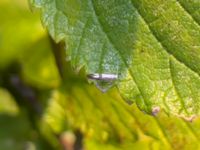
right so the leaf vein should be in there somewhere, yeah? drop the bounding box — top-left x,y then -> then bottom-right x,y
89,0 -> 148,110
169,58 -> 188,115
130,0 -> 200,78
176,0 -> 200,26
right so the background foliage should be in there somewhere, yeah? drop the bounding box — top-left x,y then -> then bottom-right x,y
1,0 -> 200,150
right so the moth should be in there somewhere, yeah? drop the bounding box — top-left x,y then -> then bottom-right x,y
87,73 -> 118,81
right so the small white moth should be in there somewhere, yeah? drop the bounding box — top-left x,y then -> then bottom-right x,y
87,73 -> 118,81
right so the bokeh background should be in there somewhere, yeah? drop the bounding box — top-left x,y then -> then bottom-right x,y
1,0 -> 200,150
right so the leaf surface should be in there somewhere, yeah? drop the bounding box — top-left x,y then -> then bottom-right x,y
30,0 -> 200,117
42,67 -> 200,150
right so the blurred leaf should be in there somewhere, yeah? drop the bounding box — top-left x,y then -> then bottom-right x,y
0,113 -> 32,150
30,0 -> 200,117
41,69 -> 200,150
0,88 -> 54,150
0,0 -> 60,88
0,112 -> 53,150
0,0 -> 45,68
20,37 -> 61,89
0,88 -> 19,115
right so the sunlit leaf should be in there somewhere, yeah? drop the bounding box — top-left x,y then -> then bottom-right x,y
0,88 -> 19,115
30,0 -> 200,117
42,69 -> 200,150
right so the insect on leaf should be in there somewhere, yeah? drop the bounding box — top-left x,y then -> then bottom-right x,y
29,0 -> 200,118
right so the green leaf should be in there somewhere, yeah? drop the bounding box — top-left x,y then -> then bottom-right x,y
0,114 -> 32,150
0,88 -> 49,150
30,0 -> 200,117
0,112 -> 53,150
20,37 -> 61,89
0,0 -> 61,88
42,69 -> 200,150
0,88 -> 19,115
0,0 -> 45,69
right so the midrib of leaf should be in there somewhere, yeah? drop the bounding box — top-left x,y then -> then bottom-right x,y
177,0 -> 200,26
74,18 -> 89,67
